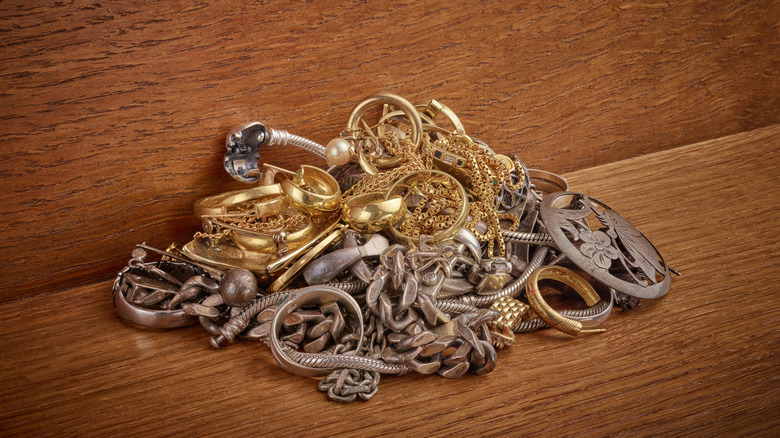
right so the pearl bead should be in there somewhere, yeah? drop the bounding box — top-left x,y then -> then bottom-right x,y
325,138 -> 352,167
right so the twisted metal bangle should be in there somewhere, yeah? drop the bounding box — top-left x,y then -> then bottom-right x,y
268,128 -> 326,158
501,230 -> 556,246
282,347 -> 408,375
455,245 -> 550,308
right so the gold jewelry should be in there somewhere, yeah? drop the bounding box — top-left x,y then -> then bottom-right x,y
269,164 -> 342,217
265,219 -> 342,273
386,170 -> 468,246
341,192 -> 403,233
267,224 -> 346,293
419,98 -> 466,133
325,93 -> 424,174
180,237 -> 276,286
488,296 -> 530,349
525,265 -> 607,336
193,184 -> 283,220
213,213 -> 316,256
432,134 -> 520,257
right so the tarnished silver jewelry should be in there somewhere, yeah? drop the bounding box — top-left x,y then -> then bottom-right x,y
112,247 -> 215,328
303,234 -> 388,285
540,192 -> 671,299
269,285 -> 365,377
224,121 -> 326,183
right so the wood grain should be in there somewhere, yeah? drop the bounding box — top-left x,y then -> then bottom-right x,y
0,1 -> 777,300
0,126 -> 778,436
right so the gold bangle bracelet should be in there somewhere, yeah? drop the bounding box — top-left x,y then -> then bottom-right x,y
525,265 -> 607,336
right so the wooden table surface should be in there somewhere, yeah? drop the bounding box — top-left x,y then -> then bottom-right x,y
1,125 -> 778,436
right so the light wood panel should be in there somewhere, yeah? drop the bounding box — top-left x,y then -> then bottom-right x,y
0,0 -> 777,300
0,126 -> 778,436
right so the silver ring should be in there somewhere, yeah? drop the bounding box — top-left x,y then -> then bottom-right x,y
112,276 -> 197,329
270,285 -> 363,377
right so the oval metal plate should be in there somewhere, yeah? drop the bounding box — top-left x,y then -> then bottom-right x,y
540,192 -> 671,299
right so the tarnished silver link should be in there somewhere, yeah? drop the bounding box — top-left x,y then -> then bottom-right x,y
318,368 -> 380,402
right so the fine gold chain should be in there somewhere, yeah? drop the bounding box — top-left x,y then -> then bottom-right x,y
435,134 -> 520,256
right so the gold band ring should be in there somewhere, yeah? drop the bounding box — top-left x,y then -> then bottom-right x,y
193,184 -> 283,220
341,192 -> 403,233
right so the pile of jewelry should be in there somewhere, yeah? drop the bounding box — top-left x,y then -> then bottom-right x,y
113,93 -> 674,402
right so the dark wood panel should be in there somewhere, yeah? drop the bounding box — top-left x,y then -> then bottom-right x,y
0,0 -> 777,300
0,126 -> 778,435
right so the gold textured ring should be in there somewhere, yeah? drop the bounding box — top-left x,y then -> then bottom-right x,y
386,170 -> 469,246
193,184 -> 283,220
525,265 -> 607,336
276,165 -> 342,217
341,192 -> 404,233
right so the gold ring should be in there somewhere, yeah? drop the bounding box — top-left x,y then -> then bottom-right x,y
345,93 -> 424,174
386,170 -> 469,246
275,165 -> 341,217
193,184 -> 283,219
341,192 -> 403,233
525,265 -> 607,336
